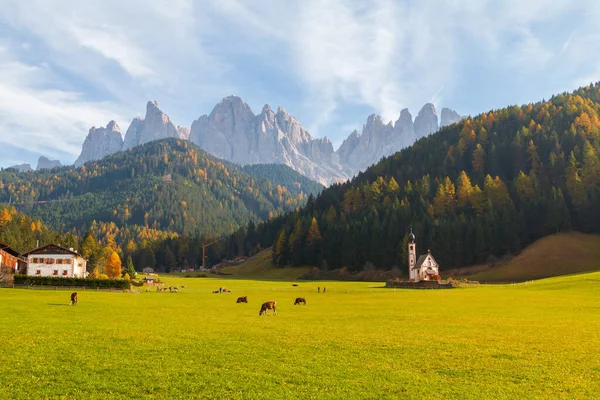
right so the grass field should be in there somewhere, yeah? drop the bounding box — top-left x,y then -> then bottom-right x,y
464,232 -> 600,282
1,273 -> 600,399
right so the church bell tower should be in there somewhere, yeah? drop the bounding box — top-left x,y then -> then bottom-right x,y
408,227 -> 416,281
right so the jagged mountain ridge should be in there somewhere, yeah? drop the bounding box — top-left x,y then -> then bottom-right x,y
9,157 -> 62,172
74,97 -> 462,184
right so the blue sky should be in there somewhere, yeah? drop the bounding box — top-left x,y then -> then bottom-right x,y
1,0 -> 599,168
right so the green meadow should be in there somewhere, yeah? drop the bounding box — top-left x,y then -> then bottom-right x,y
1,273 -> 600,399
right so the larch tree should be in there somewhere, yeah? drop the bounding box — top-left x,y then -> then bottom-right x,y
306,217 -> 322,266
105,251 -> 122,279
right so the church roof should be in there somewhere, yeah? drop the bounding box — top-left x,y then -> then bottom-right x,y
415,253 -> 439,269
415,255 -> 428,268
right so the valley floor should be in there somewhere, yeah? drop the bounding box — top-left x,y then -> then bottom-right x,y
1,274 -> 599,399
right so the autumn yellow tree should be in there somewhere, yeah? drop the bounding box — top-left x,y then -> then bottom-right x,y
105,251 -> 122,279
473,143 -> 485,175
456,171 -> 474,208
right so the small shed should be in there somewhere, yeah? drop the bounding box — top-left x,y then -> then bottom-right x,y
144,276 -> 156,285
142,267 -> 154,274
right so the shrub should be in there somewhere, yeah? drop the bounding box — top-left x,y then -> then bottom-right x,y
13,275 -> 130,289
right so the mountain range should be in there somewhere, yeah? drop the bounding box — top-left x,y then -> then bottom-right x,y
74,97 -> 462,185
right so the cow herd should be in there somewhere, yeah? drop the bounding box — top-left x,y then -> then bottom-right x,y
68,284 -> 314,316
233,296 -> 307,315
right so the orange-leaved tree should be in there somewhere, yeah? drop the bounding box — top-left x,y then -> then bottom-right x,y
105,251 -> 122,279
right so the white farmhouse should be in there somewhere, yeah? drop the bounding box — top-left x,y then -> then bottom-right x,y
22,244 -> 87,278
407,229 -> 440,282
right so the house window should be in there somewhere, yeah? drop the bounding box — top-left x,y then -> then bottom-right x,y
36,270 -> 41,275
56,259 -> 63,264
62,270 -> 68,276
46,259 -> 55,264
53,270 -> 58,276
65,259 -> 73,264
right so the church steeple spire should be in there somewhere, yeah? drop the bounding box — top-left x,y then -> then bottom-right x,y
407,227 -> 417,280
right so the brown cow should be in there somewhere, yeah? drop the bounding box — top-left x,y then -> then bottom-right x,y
294,297 -> 306,305
70,292 -> 78,306
236,296 -> 248,303
259,301 -> 277,316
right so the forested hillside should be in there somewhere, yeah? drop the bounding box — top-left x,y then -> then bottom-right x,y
218,83 -> 600,272
241,164 -> 323,197
0,139 -> 316,252
0,206 -> 76,253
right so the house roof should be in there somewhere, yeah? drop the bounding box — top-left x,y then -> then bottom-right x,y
0,242 -> 21,257
21,244 -> 82,257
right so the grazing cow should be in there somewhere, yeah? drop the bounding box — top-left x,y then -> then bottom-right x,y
70,292 -> 78,306
223,288 -> 231,293
181,285 -> 186,289
294,297 -> 306,305
236,296 -> 248,303
292,284 -> 299,287
259,301 -> 277,316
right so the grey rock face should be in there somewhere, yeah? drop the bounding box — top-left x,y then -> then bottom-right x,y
8,163 -> 32,172
74,121 -> 123,166
177,126 -> 190,140
37,156 -> 62,170
440,108 -> 462,128
414,103 -> 439,138
189,96 -> 347,185
337,109 -> 416,176
122,101 -> 179,150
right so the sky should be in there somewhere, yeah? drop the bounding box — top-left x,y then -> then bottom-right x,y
1,0 -> 600,168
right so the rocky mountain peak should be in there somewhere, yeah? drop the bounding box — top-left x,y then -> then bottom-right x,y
8,163 -> 32,172
37,156 -> 62,170
440,107 -> 462,128
75,121 -> 124,166
122,100 -> 179,150
414,103 -> 439,138
106,120 -> 119,132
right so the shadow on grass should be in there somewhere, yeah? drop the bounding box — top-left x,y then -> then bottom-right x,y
48,303 -> 72,306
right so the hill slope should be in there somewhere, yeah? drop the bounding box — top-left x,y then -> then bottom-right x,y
216,249 -> 310,279
0,139 -> 318,248
462,232 -> 600,282
218,83 -> 600,273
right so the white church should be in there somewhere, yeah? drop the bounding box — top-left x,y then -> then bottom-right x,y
407,228 -> 440,281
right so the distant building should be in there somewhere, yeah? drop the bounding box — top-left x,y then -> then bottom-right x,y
0,243 -> 26,274
407,228 -> 440,281
142,267 -> 154,274
22,244 -> 87,278
144,276 -> 156,285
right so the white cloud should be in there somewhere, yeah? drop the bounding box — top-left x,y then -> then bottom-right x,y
0,46 -> 128,159
0,0 -> 600,167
